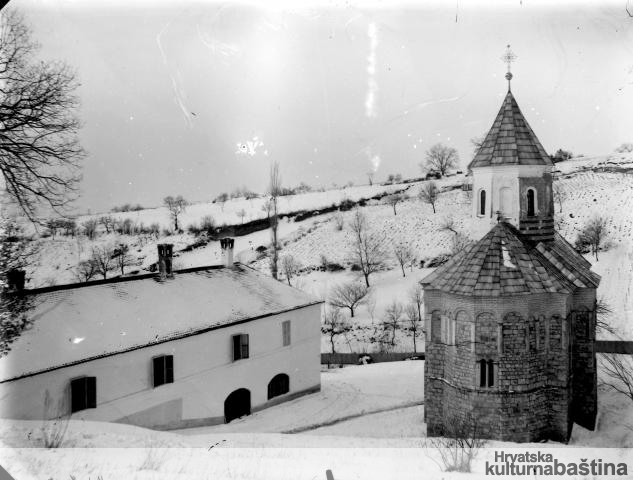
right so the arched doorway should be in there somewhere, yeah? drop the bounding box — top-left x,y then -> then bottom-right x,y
267,374 -> 290,400
224,388 -> 251,423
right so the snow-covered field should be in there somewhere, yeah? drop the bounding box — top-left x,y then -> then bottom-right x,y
2,361 -> 633,480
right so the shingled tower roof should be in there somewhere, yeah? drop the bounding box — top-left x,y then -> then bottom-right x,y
421,222 -> 600,297
468,91 -> 554,169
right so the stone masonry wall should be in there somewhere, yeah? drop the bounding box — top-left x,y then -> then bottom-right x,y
424,289 -> 572,442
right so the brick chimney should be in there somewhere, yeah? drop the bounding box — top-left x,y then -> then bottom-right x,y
157,244 -> 174,279
220,238 -> 234,268
5,269 -> 26,293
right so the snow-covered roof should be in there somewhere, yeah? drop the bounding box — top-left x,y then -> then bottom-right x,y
468,91 -> 554,169
421,222 -> 600,297
0,264 -> 321,383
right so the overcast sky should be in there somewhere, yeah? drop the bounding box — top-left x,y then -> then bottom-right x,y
12,0 -> 633,214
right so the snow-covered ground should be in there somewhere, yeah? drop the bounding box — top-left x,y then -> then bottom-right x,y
2,361 -> 633,480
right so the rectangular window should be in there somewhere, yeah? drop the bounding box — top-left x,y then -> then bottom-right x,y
70,376 -> 97,413
282,320 -> 291,346
233,334 -> 249,361
153,355 -> 174,387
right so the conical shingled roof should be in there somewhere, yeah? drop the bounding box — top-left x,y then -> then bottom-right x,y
421,222 -> 599,297
468,91 -> 554,169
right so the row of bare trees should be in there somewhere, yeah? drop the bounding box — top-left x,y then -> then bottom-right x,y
323,283 -> 424,353
75,242 -> 134,282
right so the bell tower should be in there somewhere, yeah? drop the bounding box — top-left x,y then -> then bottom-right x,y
469,45 -> 555,242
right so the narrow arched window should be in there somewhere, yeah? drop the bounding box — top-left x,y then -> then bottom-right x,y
487,360 -> 495,387
479,190 -> 486,216
479,359 -> 487,387
527,189 -> 535,217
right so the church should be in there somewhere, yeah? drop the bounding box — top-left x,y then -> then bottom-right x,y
421,48 -> 601,443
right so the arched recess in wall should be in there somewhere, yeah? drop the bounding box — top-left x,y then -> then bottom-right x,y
431,310 -> 442,342
475,312 -> 497,354
526,188 -> 537,217
455,310 -> 470,350
499,187 -> 512,217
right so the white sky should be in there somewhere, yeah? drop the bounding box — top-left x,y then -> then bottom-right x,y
10,0 -> 633,213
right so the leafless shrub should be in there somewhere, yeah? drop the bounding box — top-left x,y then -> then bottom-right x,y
601,354 -> 633,405
385,193 -> 405,215
450,233 -> 474,256
596,296 -> 615,336
41,389 -> 70,448
426,414 -> 486,473
328,281 -> 369,318
99,216 -> 115,234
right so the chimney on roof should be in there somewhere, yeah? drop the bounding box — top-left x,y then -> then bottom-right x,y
5,269 -> 26,293
157,244 -> 174,279
220,238 -> 234,268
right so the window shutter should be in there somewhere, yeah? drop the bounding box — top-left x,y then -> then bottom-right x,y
165,355 -> 174,383
71,378 -> 86,413
241,334 -> 249,359
233,335 -> 241,361
153,356 -> 165,386
283,321 -> 291,346
87,377 -> 97,408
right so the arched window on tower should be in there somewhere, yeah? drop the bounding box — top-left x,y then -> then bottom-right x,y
526,188 -> 536,217
479,190 -> 486,216
478,359 -> 495,388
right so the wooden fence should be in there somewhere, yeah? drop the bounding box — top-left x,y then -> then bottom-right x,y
595,341 -> 633,354
321,352 -> 424,365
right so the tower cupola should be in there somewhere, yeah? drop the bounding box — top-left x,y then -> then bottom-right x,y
469,46 -> 555,242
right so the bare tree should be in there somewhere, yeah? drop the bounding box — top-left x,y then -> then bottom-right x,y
409,283 -> 424,323
328,281 -> 369,318
280,254 -> 301,286
385,193 -> 404,215
419,181 -> 439,213
75,259 -> 98,282
577,216 -> 609,261
237,208 -> 247,224
382,301 -> 403,347
91,244 -> 115,279
333,212 -> 344,231
348,209 -> 384,287
113,242 -> 133,276
404,303 -> 421,352
367,171 -> 374,186
321,307 -> 350,354
393,242 -> 414,277
470,135 -> 485,155
601,354 -> 633,405
0,215 -> 36,355
365,289 -> 377,323
422,143 -> 459,177
99,215 -> 115,234
269,161 -> 282,280
81,218 -> 98,240
163,195 -> 187,232
0,10 -> 84,222
552,181 -> 566,213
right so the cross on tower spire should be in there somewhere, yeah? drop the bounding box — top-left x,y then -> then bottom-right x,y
501,44 -> 517,91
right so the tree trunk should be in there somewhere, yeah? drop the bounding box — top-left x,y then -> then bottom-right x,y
400,264 -> 406,277
432,203 -> 436,214
330,335 -> 336,354
349,306 -> 354,318
363,273 -> 370,287
287,277 -> 291,286
413,332 -> 417,353
393,204 -> 397,215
